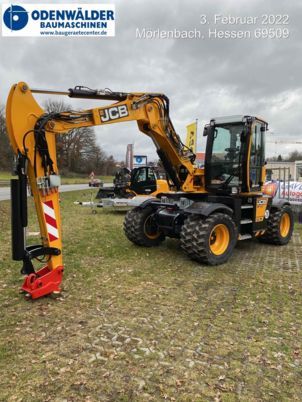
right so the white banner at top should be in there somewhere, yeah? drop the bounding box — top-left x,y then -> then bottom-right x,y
1,4 -> 115,37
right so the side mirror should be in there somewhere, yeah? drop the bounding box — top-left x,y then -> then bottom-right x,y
203,124 -> 212,137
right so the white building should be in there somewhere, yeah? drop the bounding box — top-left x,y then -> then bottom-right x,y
266,161 -> 302,181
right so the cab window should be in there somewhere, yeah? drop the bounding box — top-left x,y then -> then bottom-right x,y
249,122 -> 265,189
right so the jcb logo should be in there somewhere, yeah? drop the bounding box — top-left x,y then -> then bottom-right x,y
100,105 -> 129,122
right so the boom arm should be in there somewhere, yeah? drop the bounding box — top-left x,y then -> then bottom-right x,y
6,82 -> 204,299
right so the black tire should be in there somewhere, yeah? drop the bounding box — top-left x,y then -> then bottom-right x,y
180,213 -> 237,265
124,206 -> 165,247
259,205 -> 294,245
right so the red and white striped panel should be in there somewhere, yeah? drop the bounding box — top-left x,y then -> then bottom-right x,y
42,200 -> 59,242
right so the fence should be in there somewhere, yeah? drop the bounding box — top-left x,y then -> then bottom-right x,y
265,167 -> 302,223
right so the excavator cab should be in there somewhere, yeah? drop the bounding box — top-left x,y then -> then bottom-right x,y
204,115 -> 267,195
130,166 -> 163,195
96,166 -> 169,199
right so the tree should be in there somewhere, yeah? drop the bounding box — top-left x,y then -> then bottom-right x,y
44,100 -> 115,175
0,106 -> 14,171
0,100 -> 117,175
287,150 -> 302,162
103,155 -> 117,176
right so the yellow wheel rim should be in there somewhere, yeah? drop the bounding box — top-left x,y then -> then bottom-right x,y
144,215 -> 160,240
280,212 -> 290,238
209,224 -> 230,255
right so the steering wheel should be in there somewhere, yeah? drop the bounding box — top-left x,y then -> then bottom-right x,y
224,147 -> 240,161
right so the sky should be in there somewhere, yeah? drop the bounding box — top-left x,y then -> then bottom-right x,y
0,0 -> 302,161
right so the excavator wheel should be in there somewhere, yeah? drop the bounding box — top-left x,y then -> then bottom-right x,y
180,213 -> 237,265
124,206 -> 165,247
259,205 -> 294,245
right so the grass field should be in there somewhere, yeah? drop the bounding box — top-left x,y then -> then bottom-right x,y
0,191 -> 301,401
0,171 -> 114,186
0,171 -> 12,180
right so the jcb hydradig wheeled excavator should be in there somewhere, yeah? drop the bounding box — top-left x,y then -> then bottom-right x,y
6,82 -> 294,299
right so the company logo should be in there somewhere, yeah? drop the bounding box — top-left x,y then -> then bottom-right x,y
133,155 -> 147,166
3,5 -> 28,30
1,4 -> 115,37
100,106 -> 129,122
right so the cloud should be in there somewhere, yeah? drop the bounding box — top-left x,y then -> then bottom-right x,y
0,0 -> 301,159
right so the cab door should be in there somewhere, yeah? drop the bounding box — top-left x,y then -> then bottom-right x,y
130,167 -> 157,194
248,121 -> 266,192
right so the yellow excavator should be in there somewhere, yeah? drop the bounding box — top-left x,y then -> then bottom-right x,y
95,166 -> 170,199
6,82 -> 294,299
